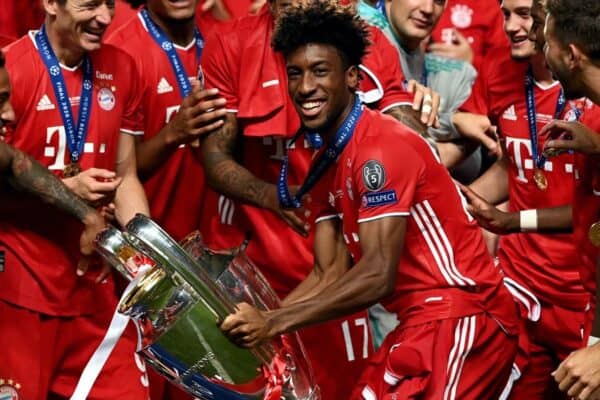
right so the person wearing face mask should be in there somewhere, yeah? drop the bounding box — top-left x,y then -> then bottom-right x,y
0,0 -> 150,398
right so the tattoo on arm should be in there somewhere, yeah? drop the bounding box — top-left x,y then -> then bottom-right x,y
202,113 -> 272,208
385,106 -> 428,136
6,146 -> 94,222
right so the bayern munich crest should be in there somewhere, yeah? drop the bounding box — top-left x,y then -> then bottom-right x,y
451,4 -> 473,29
97,87 -> 115,111
0,379 -> 21,400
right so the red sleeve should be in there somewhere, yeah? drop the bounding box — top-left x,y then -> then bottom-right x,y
360,27 -> 413,112
353,132 -> 425,223
118,48 -> 145,135
203,30 -> 240,111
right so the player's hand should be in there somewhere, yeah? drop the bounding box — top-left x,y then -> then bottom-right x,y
553,343 -> 600,400
249,0 -> 267,14
542,120 -> 600,156
452,112 -> 502,158
63,168 -> 122,207
166,86 -> 228,147
263,184 -> 310,237
200,0 -> 232,20
459,184 -> 518,234
428,29 -> 474,64
219,302 -> 275,348
406,80 -> 440,128
76,211 -> 106,278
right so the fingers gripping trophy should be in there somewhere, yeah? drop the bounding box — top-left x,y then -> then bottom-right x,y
95,214 -> 319,400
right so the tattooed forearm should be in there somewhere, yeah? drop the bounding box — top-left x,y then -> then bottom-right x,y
385,106 -> 428,136
3,144 -> 95,222
201,113 -> 273,208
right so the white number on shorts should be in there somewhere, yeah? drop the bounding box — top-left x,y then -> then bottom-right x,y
341,317 -> 369,362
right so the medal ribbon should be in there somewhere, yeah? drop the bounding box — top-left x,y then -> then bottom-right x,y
35,26 -> 93,164
525,66 -> 565,170
140,8 -> 204,98
278,97 -> 363,209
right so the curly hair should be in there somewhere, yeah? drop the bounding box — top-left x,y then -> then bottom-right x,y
272,0 -> 371,68
544,0 -> 600,60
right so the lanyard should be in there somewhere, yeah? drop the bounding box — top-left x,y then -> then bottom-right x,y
35,26 -> 93,163
140,8 -> 204,98
524,66 -> 565,169
278,97 -> 363,209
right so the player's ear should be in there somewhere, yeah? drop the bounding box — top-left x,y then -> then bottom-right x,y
43,0 -> 61,17
346,65 -> 359,91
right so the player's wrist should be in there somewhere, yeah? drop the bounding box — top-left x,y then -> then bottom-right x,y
519,209 -> 538,232
503,212 -> 521,233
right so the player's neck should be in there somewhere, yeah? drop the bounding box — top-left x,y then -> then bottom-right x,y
530,52 -> 554,86
44,22 -> 86,68
147,9 -> 196,47
582,67 -> 600,105
323,95 -> 356,145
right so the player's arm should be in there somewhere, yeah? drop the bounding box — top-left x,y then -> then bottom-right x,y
220,215 -> 405,348
0,142 -> 105,260
113,132 -> 150,226
282,216 -> 351,307
461,183 -> 572,234
384,105 -> 429,136
468,155 -> 509,204
135,86 -> 227,181
201,113 -> 308,234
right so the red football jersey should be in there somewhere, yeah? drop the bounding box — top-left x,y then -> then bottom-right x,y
0,33 -> 142,316
310,109 -> 504,316
104,0 -> 139,39
431,0 -> 509,72
466,50 -> 587,308
201,10 -> 413,295
0,1 -> 44,39
106,12 -> 206,242
571,106 -> 600,298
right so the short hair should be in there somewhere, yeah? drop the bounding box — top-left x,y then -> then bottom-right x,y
0,52 -> 5,69
124,0 -> 146,7
272,0 -> 370,68
544,0 -> 600,60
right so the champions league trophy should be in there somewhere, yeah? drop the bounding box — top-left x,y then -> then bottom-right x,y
95,214 -> 319,400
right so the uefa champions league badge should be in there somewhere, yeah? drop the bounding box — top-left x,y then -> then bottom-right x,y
97,87 -> 115,111
0,378 -> 22,400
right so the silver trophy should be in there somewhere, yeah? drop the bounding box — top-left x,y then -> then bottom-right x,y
95,214 -> 319,400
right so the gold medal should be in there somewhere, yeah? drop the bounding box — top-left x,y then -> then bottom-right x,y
589,222 -> 600,248
63,162 -> 81,178
533,169 -> 548,191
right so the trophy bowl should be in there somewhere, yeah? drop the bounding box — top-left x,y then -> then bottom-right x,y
95,215 -> 318,400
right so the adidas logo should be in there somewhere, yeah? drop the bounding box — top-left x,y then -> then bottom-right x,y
157,77 -> 173,94
502,105 -> 517,121
36,94 -> 55,111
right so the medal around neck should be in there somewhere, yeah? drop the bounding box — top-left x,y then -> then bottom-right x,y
63,162 -> 81,178
589,222 -> 600,248
95,215 -> 319,400
533,169 -> 548,191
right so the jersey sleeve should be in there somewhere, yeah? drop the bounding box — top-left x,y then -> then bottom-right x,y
359,27 -> 413,112
203,30 -> 240,112
353,132 -> 425,223
119,49 -> 145,136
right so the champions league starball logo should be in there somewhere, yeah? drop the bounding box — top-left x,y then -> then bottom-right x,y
49,65 -> 60,77
83,80 -> 92,91
162,41 -> 173,51
0,378 -> 21,400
